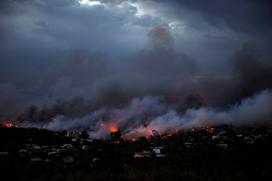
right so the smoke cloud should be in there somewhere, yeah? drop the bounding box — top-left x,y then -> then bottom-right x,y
1,0 -> 272,133
22,89 -> 272,138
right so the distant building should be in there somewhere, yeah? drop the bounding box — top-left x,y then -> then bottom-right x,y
66,130 -> 82,138
153,147 -> 166,157
134,151 -> 152,158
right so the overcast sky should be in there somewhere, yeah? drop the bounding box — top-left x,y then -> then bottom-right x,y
0,0 -> 272,117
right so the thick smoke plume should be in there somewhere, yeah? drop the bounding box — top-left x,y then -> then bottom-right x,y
22,89 -> 272,139
1,25 -> 272,118
3,25 -> 272,138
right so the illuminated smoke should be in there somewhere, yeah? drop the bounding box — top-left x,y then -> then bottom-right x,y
22,89 -> 272,139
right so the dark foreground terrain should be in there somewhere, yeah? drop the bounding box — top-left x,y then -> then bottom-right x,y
1,126 -> 272,181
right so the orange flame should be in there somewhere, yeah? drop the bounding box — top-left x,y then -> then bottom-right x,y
110,126 -> 118,133
1,122 -> 17,128
147,128 -> 153,136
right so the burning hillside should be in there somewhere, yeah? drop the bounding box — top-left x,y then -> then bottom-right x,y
0,121 -> 18,128
1,1 -> 272,180
20,89 -> 272,139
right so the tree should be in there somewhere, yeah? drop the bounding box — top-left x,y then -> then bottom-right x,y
110,129 -> 122,143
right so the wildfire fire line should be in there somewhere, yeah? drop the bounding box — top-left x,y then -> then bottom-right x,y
0,121 -> 18,128
15,89 -> 272,140
1,119 -> 217,141
1,89 -> 271,141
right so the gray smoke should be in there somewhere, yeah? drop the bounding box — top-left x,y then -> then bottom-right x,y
150,89 -> 272,132
1,0 -> 272,119
22,89 -> 272,138
1,23 -> 271,118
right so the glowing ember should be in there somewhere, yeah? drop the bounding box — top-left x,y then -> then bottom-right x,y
110,126 -> 118,133
1,121 -> 18,128
147,128 -> 153,136
204,127 -> 215,133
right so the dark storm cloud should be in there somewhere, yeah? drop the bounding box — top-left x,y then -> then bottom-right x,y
0,0 -> 271,118
98,0 -> 272,38
153,0 -> 272,34
228,43 -> 272,102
